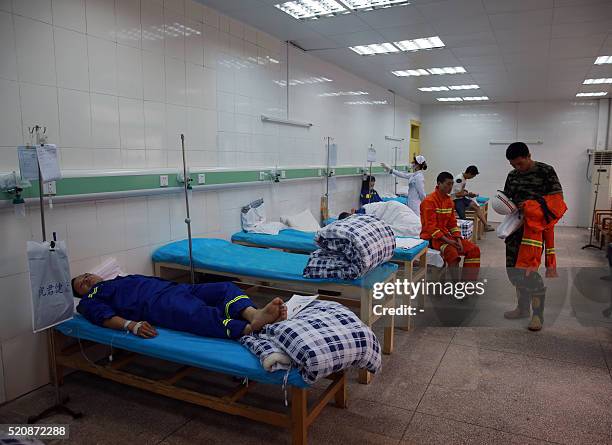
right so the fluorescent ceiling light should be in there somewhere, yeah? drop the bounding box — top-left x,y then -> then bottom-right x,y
584,78 -> 612,84
274,1 -> 347,20
448,84 -> 479,90
392,67 -> 467,77
437,97 -> 463,102
392,69 -> 429,77
319,91 -> 369,96
349,42 -> 399,55
345,100 -> 388,105
463,96 -> 489,101
576,92 -> 608,97
594,56 -> 612,65
418,86 -> 449,92
341,0 -> 410,11
393,36 -> 444,52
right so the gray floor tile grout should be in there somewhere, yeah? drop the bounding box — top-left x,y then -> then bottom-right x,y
409,410 -> 566,445
398,328 -> 459,442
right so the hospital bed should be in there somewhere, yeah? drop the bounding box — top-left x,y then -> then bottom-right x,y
152,238 -> 397,383
230,230 -> 428,331
53,314 -> 346,445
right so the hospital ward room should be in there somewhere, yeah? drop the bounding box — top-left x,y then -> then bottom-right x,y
1,1 -> 612,444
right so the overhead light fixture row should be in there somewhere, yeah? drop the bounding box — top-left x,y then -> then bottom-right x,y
437,96 -> 489,102
419,84 -> 478,92
594,56 -> 612,65
350,36 -> 445,55
576,92 -> 608,97
392,67 -> 467,77
584,78 -> 612,84
275,0 -> 410,20
319,91 -> 369,96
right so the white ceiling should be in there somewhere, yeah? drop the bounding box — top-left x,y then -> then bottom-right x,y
198,0 -> 612,104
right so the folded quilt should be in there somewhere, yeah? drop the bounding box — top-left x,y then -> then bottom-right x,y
458,219 -> 474,239
303,214 -> 395,280
239,300 -> 381,384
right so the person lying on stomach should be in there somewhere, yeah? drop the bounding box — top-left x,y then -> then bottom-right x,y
71,273 -> 286,339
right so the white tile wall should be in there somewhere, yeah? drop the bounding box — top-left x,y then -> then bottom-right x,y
0,0 -> 418,401
420,101 -> 598,226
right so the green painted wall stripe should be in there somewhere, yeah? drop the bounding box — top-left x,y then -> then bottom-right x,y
0,165 -> 409,201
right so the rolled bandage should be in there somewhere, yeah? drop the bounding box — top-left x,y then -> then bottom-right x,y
131,321 -> 143,336
123,319 -> 132,332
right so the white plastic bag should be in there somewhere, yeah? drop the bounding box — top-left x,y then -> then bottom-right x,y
241,198 -> 266,232
90,257 -> 124,281
496,211 -> 523,239
27,241 -> 74,332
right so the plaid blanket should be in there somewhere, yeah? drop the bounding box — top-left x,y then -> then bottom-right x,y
239,300 -> 381,384
303,214 -> 395,280
458,219 -> 474,239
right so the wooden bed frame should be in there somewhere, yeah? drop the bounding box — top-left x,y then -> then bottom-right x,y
230,239 -> 427,332
51,330 -> 346,445
153,261 -> 396,385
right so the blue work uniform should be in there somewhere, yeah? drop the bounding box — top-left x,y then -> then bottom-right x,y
359,189 -> 382,206
77,275 -> 255,339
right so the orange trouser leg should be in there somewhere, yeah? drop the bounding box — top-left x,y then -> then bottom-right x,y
516,201 -> 545,270
460,239 -> 480,281
543,227 -> 557,277
432,239 -> 461,266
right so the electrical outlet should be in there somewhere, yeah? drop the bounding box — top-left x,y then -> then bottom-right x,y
259,171 -> 266,181
281,170 -> 286,179
160,175 -> 169,187
356,167 -> 361,173
198,173 -> 206,184
318,169 -> 322,176
330,168 -> 336,176
43,181 -> 56,195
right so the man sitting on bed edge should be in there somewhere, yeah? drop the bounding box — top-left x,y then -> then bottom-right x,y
71,273 -> 287,339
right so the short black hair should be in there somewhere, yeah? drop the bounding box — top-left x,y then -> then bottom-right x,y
465,165 -> 479,175
338,212 -> 351,220
436,171 -> 454,184
71,277 -> 81,298
506,142 -> 530,160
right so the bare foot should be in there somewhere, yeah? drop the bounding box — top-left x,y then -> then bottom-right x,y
250,298 -> 286,332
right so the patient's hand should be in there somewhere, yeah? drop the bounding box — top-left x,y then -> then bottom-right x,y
134,321 -> 157,338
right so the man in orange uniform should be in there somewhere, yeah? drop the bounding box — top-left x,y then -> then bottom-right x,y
420,172 -> 481,280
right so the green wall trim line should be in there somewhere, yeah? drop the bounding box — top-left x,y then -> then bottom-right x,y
0,165 -> 408,202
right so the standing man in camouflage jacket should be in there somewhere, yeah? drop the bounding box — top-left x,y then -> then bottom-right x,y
502,142 -> 564,331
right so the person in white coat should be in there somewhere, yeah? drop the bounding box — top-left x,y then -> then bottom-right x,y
381,155 -> 427,215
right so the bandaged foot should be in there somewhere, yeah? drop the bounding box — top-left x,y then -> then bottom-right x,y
250,298 -> 287,332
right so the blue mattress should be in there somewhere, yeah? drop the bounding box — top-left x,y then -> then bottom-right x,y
382,196 -> 408,205
152,238 -> 398,289
56,314 -> 308,387
231,230 -> 427,262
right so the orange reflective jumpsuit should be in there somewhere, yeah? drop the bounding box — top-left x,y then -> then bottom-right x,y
516,193 -> 567,274
420,187 -> 480,279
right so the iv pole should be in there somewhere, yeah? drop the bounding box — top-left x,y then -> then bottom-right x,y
321,136 -> 333,222
180,134 -> 195,284
392,146 -> 399,195
28,125 -> 82,423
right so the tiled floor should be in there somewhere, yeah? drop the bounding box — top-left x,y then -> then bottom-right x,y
0,227 -> 611,444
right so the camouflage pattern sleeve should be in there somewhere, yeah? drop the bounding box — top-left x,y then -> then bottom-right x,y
545,164 -> 563,195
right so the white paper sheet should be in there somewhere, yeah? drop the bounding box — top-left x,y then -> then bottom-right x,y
367,146 -> 377,163
395,237 -> 424,250
17,146 -> 39,180
286,294 -> 318,319
36,144 -> 61,182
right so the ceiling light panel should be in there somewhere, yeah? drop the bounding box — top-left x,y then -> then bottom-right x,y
448,84 -> 479,90
393,36 -> 445,52
584,78 -> 612,84
462,96 -> 489,101
392,67 -> 467,77
340,0 -> 410,11
419,86 -> 449,91
594,56 -> 612,65
437,97 -> 463,102
576,92 -> 608,97
319,91 -> 369,96
274,1 -> 347,20
349,42 -> 399,55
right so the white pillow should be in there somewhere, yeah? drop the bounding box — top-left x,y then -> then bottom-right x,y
281,209 -> 321,232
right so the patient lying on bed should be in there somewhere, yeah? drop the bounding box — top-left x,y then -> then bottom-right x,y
71,273 -> 286,340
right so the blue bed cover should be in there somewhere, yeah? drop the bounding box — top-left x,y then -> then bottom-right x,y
152,238 -> 398,289
56,314 -> 308,387
231,229 -> 428,262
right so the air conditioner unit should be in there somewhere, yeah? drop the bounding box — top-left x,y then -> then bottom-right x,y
587,149 -> 612,213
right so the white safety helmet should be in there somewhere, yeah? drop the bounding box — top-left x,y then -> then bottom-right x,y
492,191 -> 517,215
